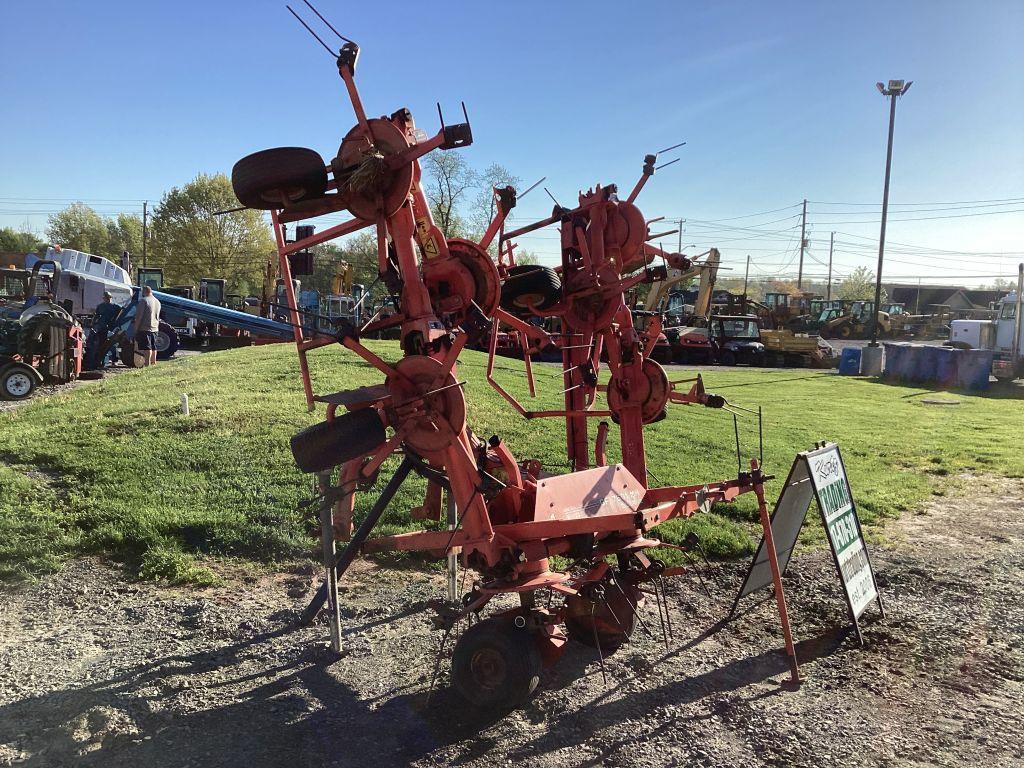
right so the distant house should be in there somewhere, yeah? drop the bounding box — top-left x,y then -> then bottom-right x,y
886,283 -> 1004,313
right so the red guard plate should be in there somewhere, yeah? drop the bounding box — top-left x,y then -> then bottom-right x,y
533,464 -> 646,522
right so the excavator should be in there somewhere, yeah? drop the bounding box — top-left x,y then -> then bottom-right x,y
644,247 -> 721,320
639,248 -> 721,363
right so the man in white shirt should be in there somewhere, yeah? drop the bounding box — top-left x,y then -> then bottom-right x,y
133,286 -> 162,367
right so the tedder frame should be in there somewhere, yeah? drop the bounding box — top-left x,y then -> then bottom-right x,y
230,2 -> 801,709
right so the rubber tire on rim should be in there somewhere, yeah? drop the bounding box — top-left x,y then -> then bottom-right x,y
837,324 -> 852,339
0,365 -> 36,401
290,408 -> 386,473
720,350 -> 737,366
500,265 -> 561,316
155,321 -> 179,361
451,618 -> 542,710
231,147 -> 328,210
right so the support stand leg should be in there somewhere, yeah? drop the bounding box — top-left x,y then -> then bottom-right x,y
301,457 -> 415,625
446,491 -> 458,603
754,479 -> 801,685
317,471 -> 343,654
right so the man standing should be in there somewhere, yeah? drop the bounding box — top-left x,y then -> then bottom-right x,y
85,291 -> 122,369
133,285 -> 161,367
94,291 -> 121,334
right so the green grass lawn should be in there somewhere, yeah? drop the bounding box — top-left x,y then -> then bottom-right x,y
1,341 -> 1021,584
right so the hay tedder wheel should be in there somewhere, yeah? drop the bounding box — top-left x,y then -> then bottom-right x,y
563,581 -> 642,655
422,238 -> 501,323
607,359 -> 670,425
290,408 -> 387,474
231,147 -> 329,210
499,265 -> 561,316
451,618 -> 541,709
336,118 -> 414,220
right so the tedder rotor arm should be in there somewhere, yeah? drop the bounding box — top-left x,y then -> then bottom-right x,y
478,186 -> 517,253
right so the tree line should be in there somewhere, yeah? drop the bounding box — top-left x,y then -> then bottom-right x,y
7,159 -> 999,302
1,155 -> 535,297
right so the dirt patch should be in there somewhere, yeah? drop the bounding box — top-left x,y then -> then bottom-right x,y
1,475 -> 1022,767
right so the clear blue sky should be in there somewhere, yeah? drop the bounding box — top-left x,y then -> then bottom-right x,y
2,0 -> 1022,285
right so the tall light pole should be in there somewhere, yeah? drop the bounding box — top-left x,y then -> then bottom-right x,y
869,79 -> 912,347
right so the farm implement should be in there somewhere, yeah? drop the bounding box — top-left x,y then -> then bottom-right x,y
231,2 -> 801,709
0,261 -> 84,400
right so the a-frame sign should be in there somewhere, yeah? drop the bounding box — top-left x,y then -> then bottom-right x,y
734,442 -> 885,645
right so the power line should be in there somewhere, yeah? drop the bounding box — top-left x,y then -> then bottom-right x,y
808,195 -> 1024,207
809,207 -> 1024,225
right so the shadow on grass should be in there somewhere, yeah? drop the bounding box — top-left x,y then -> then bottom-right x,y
866,375 -> 1024,400
711,373 -> 832,390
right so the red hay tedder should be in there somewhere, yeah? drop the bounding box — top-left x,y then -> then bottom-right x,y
230,3 -> 800,710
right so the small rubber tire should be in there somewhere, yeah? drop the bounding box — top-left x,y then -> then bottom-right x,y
155,321 -> 179,360
0,365 -> 37,401
290,408 -> 386,473
451,618 -> 542,710
500,265 -> 561,316
232,147 -> 328,210
720,350 -> 737,366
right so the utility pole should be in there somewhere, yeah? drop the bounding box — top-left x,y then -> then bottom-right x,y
743,254 -> 751,300
870,79 -> 911,348
826,232 -> 834,300
677,219 -> 683,254
796,199 -> 807,289
142,201 -> 148,270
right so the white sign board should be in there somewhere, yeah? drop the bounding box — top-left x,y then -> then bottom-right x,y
806,446 -> 877,618
734,442 -> 883,644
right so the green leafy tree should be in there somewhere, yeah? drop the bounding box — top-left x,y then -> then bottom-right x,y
300,235 -> 378,296
837,266 -> 879,301
105,213 -> 144,262
514,250 -> 539,266
149,174 -> 274,287
0,228 -> 45,255
46,203 -> 111,255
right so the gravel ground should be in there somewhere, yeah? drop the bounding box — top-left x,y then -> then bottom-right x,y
1,474 -> 1022,767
